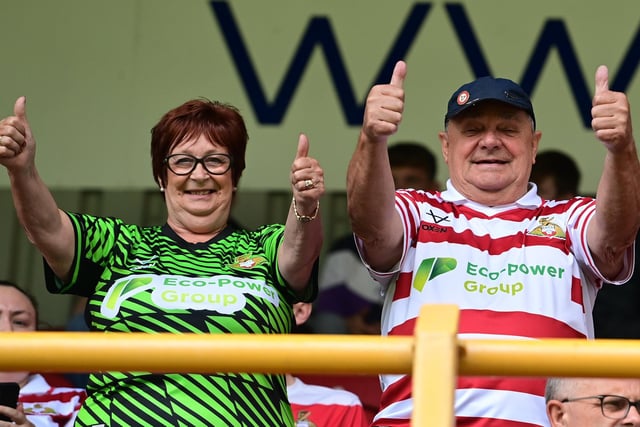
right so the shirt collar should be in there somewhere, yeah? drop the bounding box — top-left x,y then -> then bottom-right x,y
440,179 -> 541,211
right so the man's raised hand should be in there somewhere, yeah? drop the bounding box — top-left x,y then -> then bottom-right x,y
592,65 -> 634,151
362,60 -> 407,143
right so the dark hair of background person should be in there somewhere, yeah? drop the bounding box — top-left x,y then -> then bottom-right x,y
530,150 -> 581,197
0,279 -> 39,328
388,142 -> 438,182
150,98 -> 248,189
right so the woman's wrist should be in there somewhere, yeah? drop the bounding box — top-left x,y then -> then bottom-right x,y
292,198 -> 319,223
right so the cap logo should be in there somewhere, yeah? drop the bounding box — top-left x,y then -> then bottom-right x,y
456,90 -> 470,106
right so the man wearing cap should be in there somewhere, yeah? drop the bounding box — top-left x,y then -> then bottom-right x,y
346,60 -> 640,426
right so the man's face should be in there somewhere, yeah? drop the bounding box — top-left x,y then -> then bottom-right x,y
439,101 -> 541,206
547,378 -> 640,427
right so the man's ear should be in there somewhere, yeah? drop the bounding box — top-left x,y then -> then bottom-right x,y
531,130 -> 542,163
546,400 -> 566,426
438,131 -> 450,165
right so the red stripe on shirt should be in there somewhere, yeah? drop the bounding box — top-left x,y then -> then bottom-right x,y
457,376 -> 545,396
415,226 -> 569,255
388,309 -> 584,339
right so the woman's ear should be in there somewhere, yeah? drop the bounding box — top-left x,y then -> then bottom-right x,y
293,302 -> 312,326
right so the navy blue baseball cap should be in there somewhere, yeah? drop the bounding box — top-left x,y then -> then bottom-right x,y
444,76 -> 536,128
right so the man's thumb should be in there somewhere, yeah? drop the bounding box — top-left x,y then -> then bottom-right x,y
14,96 -> 28,121
390,60 -> 407,88
594,65 -> 609,96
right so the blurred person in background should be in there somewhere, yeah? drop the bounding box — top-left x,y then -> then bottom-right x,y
530,149 -> 581,200
0,280 -> 86,426
287,302 -> 369,427
311,142 -> 440,335
546,377 -> 640,426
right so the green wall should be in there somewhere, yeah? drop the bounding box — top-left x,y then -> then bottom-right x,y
0,0 -> 638,194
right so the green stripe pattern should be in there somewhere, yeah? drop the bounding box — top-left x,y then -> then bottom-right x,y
49,213 -> 309,426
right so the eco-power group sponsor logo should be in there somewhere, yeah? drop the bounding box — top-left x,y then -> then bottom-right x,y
100,274 -> 279,318
413,257 -> 457,291
411,257 -> 567,297
464,261 -> 566,296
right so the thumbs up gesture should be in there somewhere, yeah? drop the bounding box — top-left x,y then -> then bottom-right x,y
362,60 -> 407,144
592,65 -> 634,151
290,133 -> 325,211
0,97 -> 35,169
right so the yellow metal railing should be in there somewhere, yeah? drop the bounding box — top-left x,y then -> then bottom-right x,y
2,304 -> 640,426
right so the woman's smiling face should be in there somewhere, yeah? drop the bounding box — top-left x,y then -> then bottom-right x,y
164,133 -> 234,237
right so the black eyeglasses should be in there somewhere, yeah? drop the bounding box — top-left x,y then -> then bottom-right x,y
562,394 -> 640,420
164,153 -> 232,176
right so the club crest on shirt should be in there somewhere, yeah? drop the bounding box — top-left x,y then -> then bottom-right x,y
24,403 -> 57,415
294,410 -> 317,427
228,253 -> 267,269
528,217 -> 566,239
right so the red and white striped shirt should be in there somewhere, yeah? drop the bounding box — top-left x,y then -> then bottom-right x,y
288,377 -> 369,427
359,182 -> 634,427
19,374 -> 86,427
